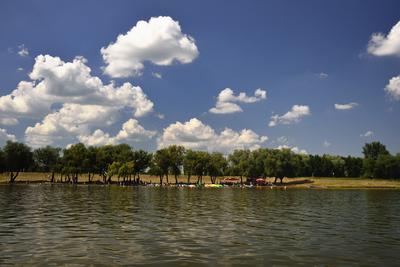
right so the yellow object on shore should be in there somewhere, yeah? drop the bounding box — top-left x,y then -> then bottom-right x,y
205,184 -> 223,188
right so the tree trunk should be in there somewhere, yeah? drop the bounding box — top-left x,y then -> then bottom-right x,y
274,177 -> 277,184
187,173 -> 191,184
159,175 -> 163,185
240,175 -> 243,185
166,174 -> 169,184
50,172 -> 55,183
211,176 -> 215,184
9,171 -> 19,183
175,174 -> 178,184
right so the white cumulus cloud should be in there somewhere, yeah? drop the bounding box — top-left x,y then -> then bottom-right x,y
101,16 -> 199,78
0,128 -> 17,146
269,105 -> 311,127
78,119 -> 157,146
209,88 -> 267,114
25,103 -> 120,147
384,75 -> 400,100
367,21 -> 400,57
157,118 -> 268,153
334,102 -> 359,110
0,55 -> 154,119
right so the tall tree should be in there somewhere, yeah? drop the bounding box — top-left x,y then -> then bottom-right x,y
362,142 -> 390,160
228,149 -> 250,184
33,146 -> 61,182
132,150 -> 152,181
153,148 -> 170,184
207,152 -> 227,184
3,141 -> 33,182
167,145 -> 185,184
96,145 -> 115,183
183,149 -> 197,183
61,143 -> 88,183
362,142 -> 391,178
192,151 -> 209,184
344,156 -> 363,177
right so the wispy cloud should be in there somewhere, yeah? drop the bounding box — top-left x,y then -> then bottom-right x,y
360,131 -> 374,138
17,44 -> 29,57
334,102 -> 359,110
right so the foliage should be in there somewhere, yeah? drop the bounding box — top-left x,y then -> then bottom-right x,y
1,141 -> 399,184
3,141 -> 34,182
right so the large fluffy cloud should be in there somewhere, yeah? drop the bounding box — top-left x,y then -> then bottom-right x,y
367,21 -> 400,57
209,88 -> 267,114
25,103 -> 120,147
0,54 -> 156,147
384,75 -> 400,100
101,16 -> 199,77
334,102 -> 358,110
268,105 -> 311,127
0,55 -> 154,119
79,119 -> 157,146
157,118 -> 268,153
0,128 -> 16,146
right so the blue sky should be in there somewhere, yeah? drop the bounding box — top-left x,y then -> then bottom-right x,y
0,0 -> 399,156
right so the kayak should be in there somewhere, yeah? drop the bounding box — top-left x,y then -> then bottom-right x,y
205,184 -> 223,188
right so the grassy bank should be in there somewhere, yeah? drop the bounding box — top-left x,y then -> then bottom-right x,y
1,172 -> 400,189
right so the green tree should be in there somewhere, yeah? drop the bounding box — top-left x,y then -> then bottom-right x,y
207,152 -> 227,184
85,146 -> 98,183
362,142 -> 389,160
3,141 -> 33,182
344,156 -> 363,177
153,148 -> 170,184
192,151 -> 209,184
33,146 -> 61,182
95,145 -> 115,183
265,149 -> 296,184
107,161 -> 122,183
362,142 -> 391,178
228,149 -> 251,184
167,145 -> 185,184
117,161 -> 135,183
183,149 -> 197,183
132,150 -> 152,181
61,143 -> 88,183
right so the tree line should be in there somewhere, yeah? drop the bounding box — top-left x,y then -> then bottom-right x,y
0,141 -> 399,184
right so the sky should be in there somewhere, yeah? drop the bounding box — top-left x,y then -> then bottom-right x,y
0,0 -> 399,156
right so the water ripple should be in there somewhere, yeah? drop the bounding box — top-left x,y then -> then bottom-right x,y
0,185 -> 400,266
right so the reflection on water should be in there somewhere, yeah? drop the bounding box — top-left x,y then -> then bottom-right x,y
0,185 -> 399,266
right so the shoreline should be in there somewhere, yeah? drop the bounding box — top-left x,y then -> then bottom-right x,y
1,173 -> 400,189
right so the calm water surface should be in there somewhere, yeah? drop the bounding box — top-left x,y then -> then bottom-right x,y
0,184 -> 399,266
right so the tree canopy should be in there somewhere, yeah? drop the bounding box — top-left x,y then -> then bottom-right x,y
1,141 -> 399,184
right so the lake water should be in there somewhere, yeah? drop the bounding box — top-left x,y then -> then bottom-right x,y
0,184 -> 399,266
